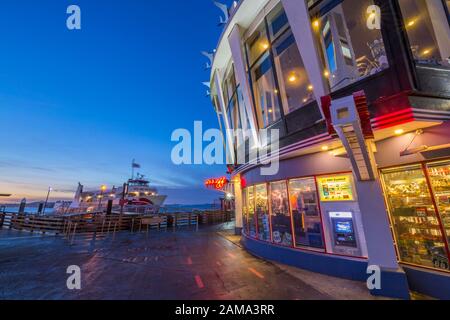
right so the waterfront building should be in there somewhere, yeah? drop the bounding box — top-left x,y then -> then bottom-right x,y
207,0 -> 450,299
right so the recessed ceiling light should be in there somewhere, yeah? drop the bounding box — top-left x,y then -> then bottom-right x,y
394,129 -> 405,135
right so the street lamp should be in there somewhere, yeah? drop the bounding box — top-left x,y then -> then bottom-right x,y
98,185 -> 107,210
43,187 -> 52,215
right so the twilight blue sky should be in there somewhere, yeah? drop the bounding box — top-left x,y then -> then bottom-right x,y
0,0 -> 232,204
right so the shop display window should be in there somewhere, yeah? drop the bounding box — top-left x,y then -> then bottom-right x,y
398,0 -> 450,69
289,178 -> 324,250
247,186 -> 257,238
255,184 -> 271,241
312,0 -> 389,91
427,161 -> 450,256
242,187 -> 249,235
270,181 -> 293,246
381,165 -> 449,271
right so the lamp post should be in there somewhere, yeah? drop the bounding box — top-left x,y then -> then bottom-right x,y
43,187 -> 52,215
98,185 -> 107,210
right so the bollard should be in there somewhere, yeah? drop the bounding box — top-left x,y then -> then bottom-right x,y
113,222 -> 118,240
71,223 -> 78,245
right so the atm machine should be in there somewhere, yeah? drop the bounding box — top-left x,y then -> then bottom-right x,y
317,175 -> 367,257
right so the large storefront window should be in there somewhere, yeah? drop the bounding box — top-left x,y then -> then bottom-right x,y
247,186 -> 257,238
255,184 -> 270,241
313,0 -> 389,91
289,178 -> 324,249
270,181 -> 293,246
399,0 -> 450,69
427,161 -> 450,247
381,165 -> 449,270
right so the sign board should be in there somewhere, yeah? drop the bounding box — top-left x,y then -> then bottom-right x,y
205,177 -> 229,190
317,175 -> 354,202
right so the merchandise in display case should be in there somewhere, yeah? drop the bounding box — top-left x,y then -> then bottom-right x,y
381,164 -> 449,270
427,161 -> 450,246
270,181 -> 293,246
289,178 -> 324,249
255,184 -> 271,241
242,187 -> 249,235
247,187 -> 257,238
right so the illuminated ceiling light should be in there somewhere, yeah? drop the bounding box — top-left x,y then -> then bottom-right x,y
288,73 -> 297,83
307,85 -> 314,91
274,89 -> 279,94
407,19 -> 416,27
268,108 -> 273,113
422,49 -> 432,56
260,41 -> 269,50
312,19 -> 320,29
321,145 -> 329,151
303,98 -> 308,103
324,70 -> 330,78
394,129 -> 405,136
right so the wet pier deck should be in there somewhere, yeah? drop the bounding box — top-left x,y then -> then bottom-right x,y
0,223 -> 383,300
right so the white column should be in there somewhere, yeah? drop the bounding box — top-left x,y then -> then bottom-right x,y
228,24 -> 260,144
214,70 -> 236,164
354,178 -> 400,270
281,0 -> 328,116
233,175 -> 243,234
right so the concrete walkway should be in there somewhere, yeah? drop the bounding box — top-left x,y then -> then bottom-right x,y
0,224 -> 393,300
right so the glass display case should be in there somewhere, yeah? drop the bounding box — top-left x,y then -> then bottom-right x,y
289,178 -> 324,250
247,186 -> 257,238
242,187 -> 249,235
270,181 -> 293,246
427,161 -> 450,248
255,184 -> 271,241
381,165 -> 449,270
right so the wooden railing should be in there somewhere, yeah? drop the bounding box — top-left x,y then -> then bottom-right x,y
0,210 -> 232,238
0,211 -> 205,236
197,210 -> 234,224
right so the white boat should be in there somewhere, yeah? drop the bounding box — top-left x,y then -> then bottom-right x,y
54,171 -> 167,215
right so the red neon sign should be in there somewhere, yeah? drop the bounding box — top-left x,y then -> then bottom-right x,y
205,177 -> 229,190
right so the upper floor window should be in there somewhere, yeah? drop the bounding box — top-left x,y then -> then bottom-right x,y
273,31 -> 316,114
246,4 -> 317,128
251,52 -> 282,128
222,65 -> 237,106
312,0 -> 389,91
247,25 -> 270,66
399,0 -> 450,69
